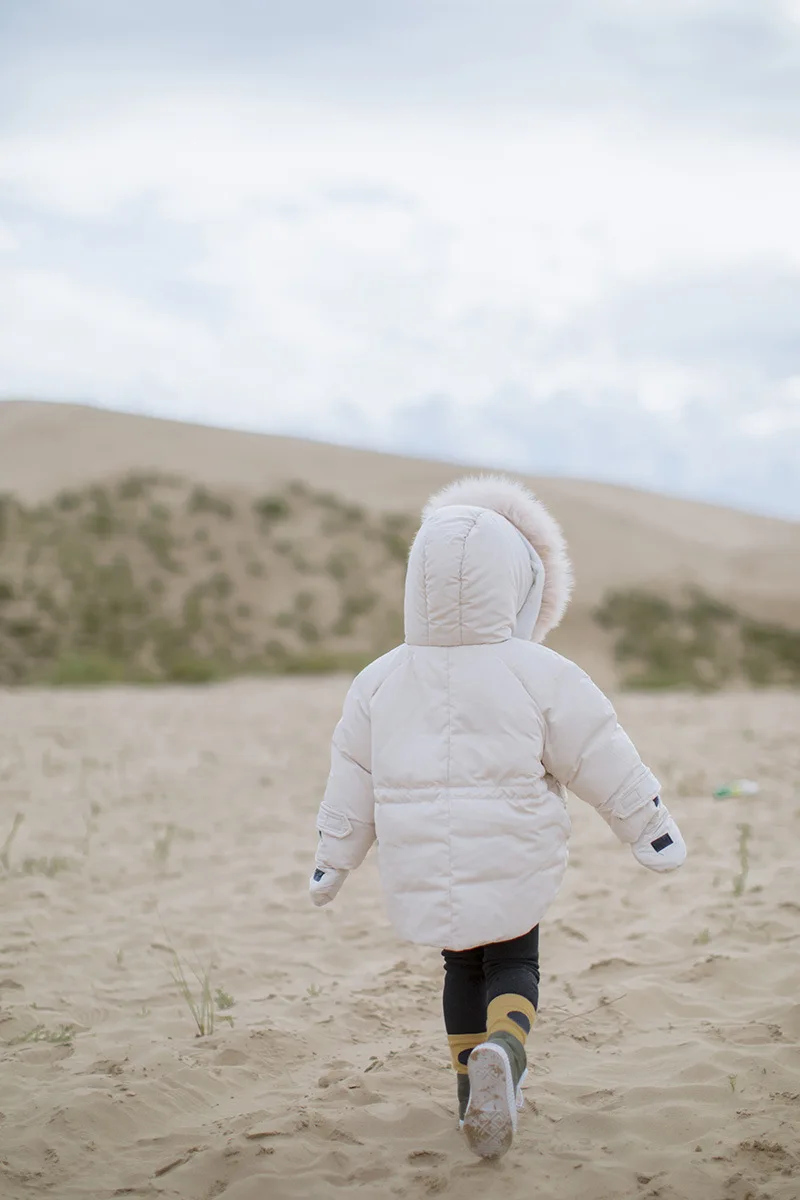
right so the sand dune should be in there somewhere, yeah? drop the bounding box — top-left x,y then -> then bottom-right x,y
2,400 -> 799,628
0,679 -> 798,1199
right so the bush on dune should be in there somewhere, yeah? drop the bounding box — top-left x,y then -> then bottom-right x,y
595,586 -> 800,690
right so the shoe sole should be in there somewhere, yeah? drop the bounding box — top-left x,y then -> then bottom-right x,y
463,1043 -> 517,1159
458,1073 -> 526,1131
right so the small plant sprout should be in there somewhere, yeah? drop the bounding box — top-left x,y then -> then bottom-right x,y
82,801 -> 102,855
153,824 -> 176,868
169,950 -> 234,1036
10,1023 -> 76,1047
22,856 -> 70,878
694,928 -> 711,946
214,987 -> 235,1012
158,919 -> 234,1037
170,950 -> 213,1036
728,1074 -> 738,1092
0,813 -> 24,871
733,823 -> 752,898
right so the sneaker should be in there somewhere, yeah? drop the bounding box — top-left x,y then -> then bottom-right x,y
458,1067 -> 527,1129
462,1035 -> 527,1158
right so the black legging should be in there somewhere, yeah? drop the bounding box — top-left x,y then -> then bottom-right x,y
442,926 -> 540,1035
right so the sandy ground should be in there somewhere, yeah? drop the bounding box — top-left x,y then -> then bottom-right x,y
0,679 -> 798,1200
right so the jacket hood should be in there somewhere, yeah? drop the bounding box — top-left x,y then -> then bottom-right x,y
404,474 -> 573,647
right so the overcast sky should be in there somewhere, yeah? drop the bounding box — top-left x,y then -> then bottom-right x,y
1,0 -> 799,517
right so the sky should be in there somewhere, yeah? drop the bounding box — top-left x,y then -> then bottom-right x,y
1,0 -> 799,518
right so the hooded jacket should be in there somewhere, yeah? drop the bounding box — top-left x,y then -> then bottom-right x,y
314,476 -> 661,951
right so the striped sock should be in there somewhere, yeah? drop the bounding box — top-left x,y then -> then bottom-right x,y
447,1031 -> 487,1075
486,994 -> 536,1048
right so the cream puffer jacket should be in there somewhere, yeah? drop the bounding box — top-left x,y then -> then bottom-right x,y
312,476 -> 684,951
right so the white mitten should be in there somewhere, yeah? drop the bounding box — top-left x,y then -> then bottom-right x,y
631,797 -> 687,873
309,866 -> 349,907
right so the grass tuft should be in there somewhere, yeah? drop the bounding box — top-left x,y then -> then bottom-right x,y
154,824 -> 177,868
160,920 -> 235,1037
733,823 -> 752,898
9,1023 -> 76,1047
0,813 -> 24,871
22,855 -> 71,877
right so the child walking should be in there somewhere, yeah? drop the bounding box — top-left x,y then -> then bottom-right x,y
309,476 -> 686,1159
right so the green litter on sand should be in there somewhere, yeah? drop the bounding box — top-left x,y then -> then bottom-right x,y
713,779 -> 760,799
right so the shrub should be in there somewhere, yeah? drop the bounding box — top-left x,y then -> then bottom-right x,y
49,653 -> 131,685
139,520 -> 182,571
54,490 -> 82,513
325,550 -> 359,582
163,655 -> 220,684
741,620 -> 800,686
380,514 -> 413,564
5,616 -> 41,641
116,472 -> 177,500
297,619 -> 321,644
188,486 -> 235,520
182,588 -> 204,632
342,591 -> 378,620
254,494 -> 290,524
0,494 -> 13,541
207,572 -> 233,600
594,586 -> 800,690
82,502 -> 117,538
35,585 -> 57,614
116,474 -> 150,501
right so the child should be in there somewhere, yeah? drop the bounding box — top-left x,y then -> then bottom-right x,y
309,475 -> 686,1160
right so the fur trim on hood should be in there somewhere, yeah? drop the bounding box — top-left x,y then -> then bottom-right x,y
422,474 -> 574,643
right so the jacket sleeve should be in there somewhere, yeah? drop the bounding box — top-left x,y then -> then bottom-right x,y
541,658 -> 661,844
314,674 -> 376,872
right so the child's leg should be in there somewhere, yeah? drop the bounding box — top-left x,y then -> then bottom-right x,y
483,925 -> 540,1063
462,927 -> 539,1158
441,945 -> 486,1119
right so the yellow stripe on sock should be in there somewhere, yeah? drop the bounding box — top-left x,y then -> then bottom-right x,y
447,1032 -> 487,1074
487,994 -> 536,1045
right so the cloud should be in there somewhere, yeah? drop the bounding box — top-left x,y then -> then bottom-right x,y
3,0 -> 799,138
598,268 -> 800,378
0,1 -> 799,518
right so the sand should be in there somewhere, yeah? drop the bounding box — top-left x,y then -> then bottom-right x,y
1,679 -> 798,1200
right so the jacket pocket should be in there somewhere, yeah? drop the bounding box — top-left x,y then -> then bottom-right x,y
317,803 -> 353,839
